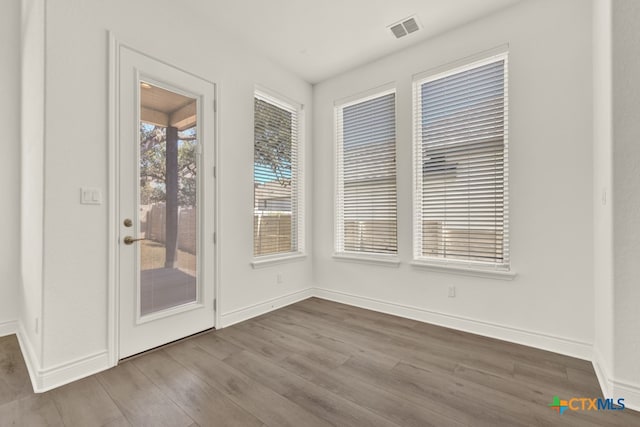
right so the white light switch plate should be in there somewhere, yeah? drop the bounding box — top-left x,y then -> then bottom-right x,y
80,187 -> 102,205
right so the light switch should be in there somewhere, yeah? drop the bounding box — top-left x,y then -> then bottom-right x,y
80,187 -> 102,205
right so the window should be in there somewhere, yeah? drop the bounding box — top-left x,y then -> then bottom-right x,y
413,53 -> 509,270
335,89 -> 397,256
253,90 -> 303,257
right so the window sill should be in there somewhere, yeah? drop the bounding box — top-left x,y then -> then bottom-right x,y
411,260 -> 517,280
333,253 -> 401,267
251,253 -> 307,269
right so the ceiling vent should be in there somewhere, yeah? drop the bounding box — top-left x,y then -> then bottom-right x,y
388,16 -> 420,39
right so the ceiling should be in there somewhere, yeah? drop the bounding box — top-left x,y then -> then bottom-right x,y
140,82 -> 197,130
186,0 -> 521,83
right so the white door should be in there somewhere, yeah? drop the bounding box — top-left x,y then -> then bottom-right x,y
118,46 -> 215,358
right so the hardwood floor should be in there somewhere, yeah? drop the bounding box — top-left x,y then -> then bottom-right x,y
1,298 -> 639,426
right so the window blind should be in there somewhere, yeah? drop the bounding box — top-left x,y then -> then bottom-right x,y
254,91 -> 303,257
336,90 -> 397,255
413,55 -> 509,269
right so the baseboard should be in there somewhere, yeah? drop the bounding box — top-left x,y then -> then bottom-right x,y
16,322 -> 40,394
12,285 -> 633,402
36,350 -> 110,392
613,380 -> 640,412
220,288 -> 314,328
591,348 -> 640,412
592,346 -> 613,397
17,321 -> 110,393
13,287 -> 311,392
312,288 -> 593,360
0,319 -> 18,337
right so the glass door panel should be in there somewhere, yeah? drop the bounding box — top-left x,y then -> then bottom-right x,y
139,82 -> 198,316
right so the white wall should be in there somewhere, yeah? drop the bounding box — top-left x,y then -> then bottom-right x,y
592,0 -> 614,394
612,0 -> 640,406
39,0 -> 313,371
0,0 -> 21,334
313,0 -> 594,358
19,0 -> 45,370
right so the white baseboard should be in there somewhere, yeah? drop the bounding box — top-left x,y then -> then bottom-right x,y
0,319 -> 17,337
36,350 -> 110,392
220,288 -> 314,328
592,348 -> 640,412
592,346 -> 613,397
16,322 -> 40,394
12,288 -> 313,392
16,321 -> 110,393
613,380 -> 640,412
11,285 -> 636,407
312,287 -> 593,360
313,289 -> 640,412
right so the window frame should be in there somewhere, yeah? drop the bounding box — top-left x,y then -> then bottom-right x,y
411,50 -> 515,278
251,88 -> 305,267
334,85 -> 399,265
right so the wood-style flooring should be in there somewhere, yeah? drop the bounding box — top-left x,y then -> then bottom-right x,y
1,298 -> 638,426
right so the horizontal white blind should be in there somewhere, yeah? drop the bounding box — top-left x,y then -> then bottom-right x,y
413,55 -> 509,268
254,92 -> 302,256
336,91 -> 397,255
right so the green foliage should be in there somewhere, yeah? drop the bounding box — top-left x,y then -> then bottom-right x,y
140,124 -> 197,206
254,98 -> 292,186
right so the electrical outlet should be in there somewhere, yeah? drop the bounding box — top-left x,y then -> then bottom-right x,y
277,272 -> 283,284
448,286 -> 456,298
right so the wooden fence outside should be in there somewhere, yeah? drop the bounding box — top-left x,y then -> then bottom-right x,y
254,213 -> 292,256
142,204 -> 197,254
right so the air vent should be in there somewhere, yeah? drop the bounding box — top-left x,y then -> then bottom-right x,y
403,17 -> 419,34
388,15 -> 421,39
390,23 -> 407,38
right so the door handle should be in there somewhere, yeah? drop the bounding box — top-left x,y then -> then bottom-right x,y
123,236 -> 147,245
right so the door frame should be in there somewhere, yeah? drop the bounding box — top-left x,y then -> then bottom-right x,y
107,32 -> 221,366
